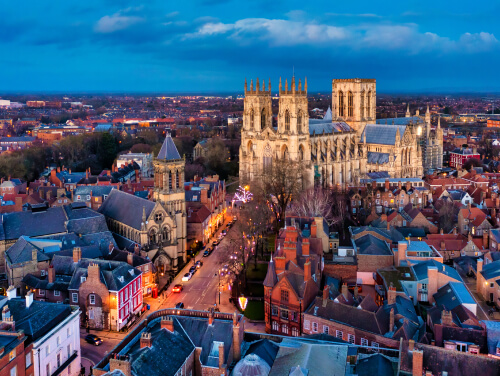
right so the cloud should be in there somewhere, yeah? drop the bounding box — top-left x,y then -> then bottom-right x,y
94,12 -> 144,33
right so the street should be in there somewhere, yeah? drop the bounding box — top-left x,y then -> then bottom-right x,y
80,208 -> 264,369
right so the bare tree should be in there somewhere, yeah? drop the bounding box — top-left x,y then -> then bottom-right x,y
252,158 -> 305,234
291,187 -> 336,226
438,199 -> 458,233
330,187 -> 349,239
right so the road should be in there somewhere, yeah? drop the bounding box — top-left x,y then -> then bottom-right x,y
80,208 -> 247,367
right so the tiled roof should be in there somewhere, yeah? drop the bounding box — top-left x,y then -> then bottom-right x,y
367,152 -> 391,164
361,123 -> 406,145
412,259 -> 461,282
353,234 -> 392,256
480,259 -> 500,280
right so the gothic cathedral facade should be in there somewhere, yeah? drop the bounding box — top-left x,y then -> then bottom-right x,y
239,77 -> 443,188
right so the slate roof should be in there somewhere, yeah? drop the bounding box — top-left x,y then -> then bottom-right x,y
263,257 -> 278,287
376,116 -> 424,125
5,236 -> 59,265
243,339 -> 280,367
353,234 -> 392,256
0,297 -> 73,341
98,189 -> 155,230
66,257 -> 141,291
367,151 -> 391,164
156,134 -> 181,160
2,207 -> 68,240
308,121 -> 353,135
73,185 -> 116,198
433,282 -> 475,311
355,354 -> 395,376
362,123 -> 407,145
412,259 -> 462,282
480,259 -> 500,280
269,339 -> 348,376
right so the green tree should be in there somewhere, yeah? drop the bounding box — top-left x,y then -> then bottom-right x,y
97,132 -> 117,168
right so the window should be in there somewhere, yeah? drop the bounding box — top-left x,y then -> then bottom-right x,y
76,195 -> 81,200
280,309 -> 289,320
54,290 -> 60,297
261,108 -> 266,130
10,365 -> 16,376
56,354 -> 61,368
46,346 -> 50,356
25,353 -> 31,368
81,276 -> 86,283
284,110 -> 290,132
297,111 -> 302,132
67,344 -> 71,358
72,293 -> 78,303
272,321 -> 279,332
348,91 -> 354,117
39,289 -> 45,296
348,334 -> 355,344
281,324 -> 288,335
291,327 -> 299,337
338,91 -> 345,117
89,309 -> 94,320
372,342 -> 379,351
56,336 -> 60,346
9,349 -> 15,361
304,320 -> 310,330
323,325 -> 329,334
271,306 -> 278,316
46,363 -> 50,376
421,283 -> 427,291
67,327 -> 71,338
312,322 -> 318,333
336,330 -> 343,340
89,294 -> 95,305
290,311 -> 298,322
280,289 -> 289,303
250,109 -> 254,130
86,195 -> 90,201
361,338 -> 369,346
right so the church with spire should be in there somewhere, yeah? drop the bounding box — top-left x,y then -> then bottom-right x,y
239,77 -> 443,188
99,134 -> 187,278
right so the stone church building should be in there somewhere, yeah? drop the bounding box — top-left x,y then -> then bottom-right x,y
239,77 -> 443,188
99,134 -> 187,275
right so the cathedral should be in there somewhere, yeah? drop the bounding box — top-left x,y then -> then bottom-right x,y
239,77 -> 443,188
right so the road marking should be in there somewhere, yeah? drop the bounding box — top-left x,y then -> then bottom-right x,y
81,357 -> 95,366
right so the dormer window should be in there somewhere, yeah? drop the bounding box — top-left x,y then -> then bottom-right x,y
81,276 -> 86,283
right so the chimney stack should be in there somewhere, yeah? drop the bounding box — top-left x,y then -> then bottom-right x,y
218,343 -> 225,370
389,308 -> 395,332
341,284 -> 348,299
304,261 -> 311,282
6,286 -> 16,300
73,247 -> 81,263
412,350 -> 423,376
323,285 -> 330,301
302,238 -> 310,256
127,252 -> 134,266
385,179 -> 390,191
161,316 -> 174,332
140,332 -> 152,348
25,291 -> 33,308
109,356 -> 132,376
483,231 -> 489,249
48,265 -> 55,283
441,310 -> 453,326
208,308 -> 214,326
232,311 -> 241,362
387,285 -> 397,305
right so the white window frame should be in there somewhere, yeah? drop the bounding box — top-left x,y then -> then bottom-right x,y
25,353 -> 31,368
360,338 -> 369,346
312,322 -> 318,333
89,294 -> 95,305
304,320 -> 310,330
72,293 -> 78,303
323,325 -> 329,334
336,330 -> 343,339
372,342 -> 379,351
348,334 -> 355,344
54,290 -> 60,297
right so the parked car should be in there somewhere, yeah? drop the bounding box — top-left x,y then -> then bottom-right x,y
189,266 -> 197,274
203,250 -> 210,257
213,240 -> 220,246
85,334 -> 103,346
195,260 -> 203,269
221,230 -> 227,236
172,284 -> 183,293
181,273 -> 192,282
175,302 -> 185,309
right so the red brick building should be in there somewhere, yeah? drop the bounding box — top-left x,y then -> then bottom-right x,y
449,147 -> 480,168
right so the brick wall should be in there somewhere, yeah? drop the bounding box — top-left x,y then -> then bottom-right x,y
323,263 -> 357,281
78,264 -> 111,330
357,254 -> 393,273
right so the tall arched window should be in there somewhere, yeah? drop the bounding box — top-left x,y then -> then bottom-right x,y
261,108 -> 266,130
162,226 -> 170,242
285,110 -> 290,132
299,145 -> 304,161
297,110 -> 302,133
176,170 -> 180,188
360,90 -> 365,119
348,91 -> 354,117
263,143 -> 272,169
338,91 -> 345,117
282,145 -> 289,159
367,91 -> 372,119
168,171 -> 172,190
250,109 -> 254,130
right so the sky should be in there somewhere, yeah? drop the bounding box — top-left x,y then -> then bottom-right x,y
1,0 -> 500,94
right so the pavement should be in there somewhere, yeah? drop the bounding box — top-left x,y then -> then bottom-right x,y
80,208 -> 265,373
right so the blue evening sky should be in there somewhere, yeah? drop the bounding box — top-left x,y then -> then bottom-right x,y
1,0 -> 499,93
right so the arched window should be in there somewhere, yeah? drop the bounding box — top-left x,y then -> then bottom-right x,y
263,143 -> 272,169
282,145 -> 289,159
360,90 -> 365,119
299,145 -> 304,161
176,170 -> 180,188
339,91 -> 345,117
348,91 -> 354,117
250,109 -> 254,130
168,171 -> 172,190
261,108 -> 266,130
162,226 -> 170,242
149,228 -> 157,244
285,110 -> 290,132
247,140 -> 253,154
367,91 -> 372,118
297,110 -> 302,133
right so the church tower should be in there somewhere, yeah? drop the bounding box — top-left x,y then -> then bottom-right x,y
277,77 -> 309,136
331,79 -> 376,136
153,134 -> 187,264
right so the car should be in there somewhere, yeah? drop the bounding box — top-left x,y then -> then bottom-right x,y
175,302 -> 185,309
195,260 -> 203,269
213,240 -> 220,246
221,230 -> 227,236
172,284 -> 183,293
85,334 -> 103,346
181,273 -> 192,282
203,250 -> 210,257
189,266 -> 197,274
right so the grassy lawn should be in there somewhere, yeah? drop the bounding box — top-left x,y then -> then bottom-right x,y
241,300 -> 264,321
267,234 -> 276,251
246,263 -> 268,280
